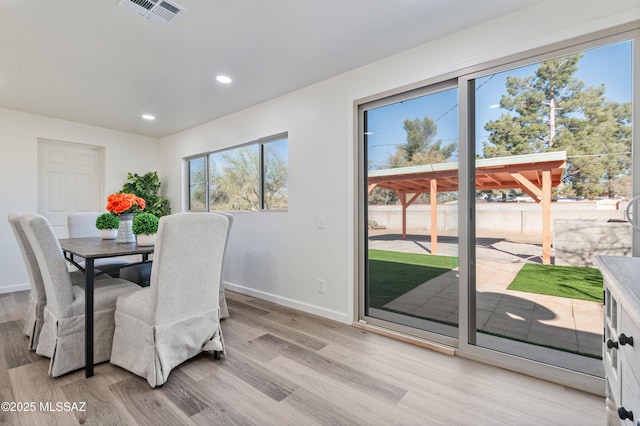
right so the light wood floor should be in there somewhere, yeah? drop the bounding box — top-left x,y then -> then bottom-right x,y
0,289 -> 604,425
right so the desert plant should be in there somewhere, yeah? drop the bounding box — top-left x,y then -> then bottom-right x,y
132,212 -> 159,235
95,212 -> 119,230
120,171 -> 171,217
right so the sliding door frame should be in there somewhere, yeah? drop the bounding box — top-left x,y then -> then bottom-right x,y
356,21 -> 639,395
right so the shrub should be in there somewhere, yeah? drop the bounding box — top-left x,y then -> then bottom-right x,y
121,171 -> 171,217
132,213 -> 159,235
95,213 -> 119,230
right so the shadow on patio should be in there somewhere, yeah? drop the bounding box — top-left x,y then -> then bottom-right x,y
368,231 -> 603,362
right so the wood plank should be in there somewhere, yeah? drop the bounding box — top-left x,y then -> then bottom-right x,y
256,333 -> 407,404
266,355 -> 420,425
0,320 -> 41,370
158,367 -> 212,417
192,367 -> 317,426
8,360 -> 82,426
219,346 -> 298,401
108,376 -> 194,426
283,388 -> 363,426
227,300 -> 328,351
0,291 -> 29,324
60,366 -> 138,425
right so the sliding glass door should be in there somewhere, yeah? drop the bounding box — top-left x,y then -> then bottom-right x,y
364,82 -> 460,342
469,40 -> 632,375
359,27 -> 637,380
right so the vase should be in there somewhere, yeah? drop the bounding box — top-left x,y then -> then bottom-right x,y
116,213 -> 135,243
101,228 -> 117,240
136,234 -> 156,246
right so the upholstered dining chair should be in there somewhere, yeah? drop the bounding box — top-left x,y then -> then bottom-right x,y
22,213 -> 140,377
119,213 -> 233,294
8,213 -> 88,350
110,212 -> 229,387
67,212 -> 132,276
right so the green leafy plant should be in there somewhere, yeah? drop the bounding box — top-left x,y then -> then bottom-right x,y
120,171 -> 171,217
132,212 -> 159,235
95,212 -> 119,230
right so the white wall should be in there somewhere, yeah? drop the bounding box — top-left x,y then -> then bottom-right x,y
1,1 -> 637,317
159,1 -> 640,323
0,107 -> 161,293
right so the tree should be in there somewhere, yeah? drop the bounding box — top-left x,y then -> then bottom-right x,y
562,98 -> 632,198
370,115 -> 456,205
263,146 -> 288,209
211,147 -> 260,210
482,53 -> 632,199
389,117 -> 456,167
189,168 -> 206,210
210,146 -> 288,210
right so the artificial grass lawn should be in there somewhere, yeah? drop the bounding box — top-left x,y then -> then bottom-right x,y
507,263 -> 603,303
368,249 -> 458,309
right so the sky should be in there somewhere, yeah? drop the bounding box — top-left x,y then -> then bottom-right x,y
366,40 -> 633,169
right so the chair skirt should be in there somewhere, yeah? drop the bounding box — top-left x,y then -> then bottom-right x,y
36,307 -> 118,377
23,292 -> 45,351
111,291 -> 224,387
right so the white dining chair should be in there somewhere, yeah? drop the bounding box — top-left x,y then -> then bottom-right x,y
8,213 -> 89,350
110,213 -> 229,387
22,213 -> 140,377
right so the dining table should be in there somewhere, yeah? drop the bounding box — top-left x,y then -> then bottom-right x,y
58,237 -> 154,378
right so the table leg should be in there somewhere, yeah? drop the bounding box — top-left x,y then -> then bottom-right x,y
85,258 -> 94,378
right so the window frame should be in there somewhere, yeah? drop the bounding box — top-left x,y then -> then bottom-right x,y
185,132 -> 288,212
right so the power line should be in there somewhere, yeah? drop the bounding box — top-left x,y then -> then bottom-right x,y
567,152 -> 631,159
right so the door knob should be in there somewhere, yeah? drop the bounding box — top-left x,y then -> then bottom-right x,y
619,333 -> 634,346
618,406 -> 633,421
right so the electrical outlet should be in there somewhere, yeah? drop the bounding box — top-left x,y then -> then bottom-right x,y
317,278 -> 326,294
316,214 -> 325,229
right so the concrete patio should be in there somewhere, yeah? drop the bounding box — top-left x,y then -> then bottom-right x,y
368,231 -> 603,359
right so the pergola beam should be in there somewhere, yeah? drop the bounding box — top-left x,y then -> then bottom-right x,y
510,172 -> 542,203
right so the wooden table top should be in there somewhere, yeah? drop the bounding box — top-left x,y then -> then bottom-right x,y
59,237 -> 155,259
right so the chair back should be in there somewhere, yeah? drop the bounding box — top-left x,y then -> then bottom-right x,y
216,212 -> 234,279
67,212 -> 101,238
22,213 -> 75,318
150,213 -> 230,324
8,213 -> 46,304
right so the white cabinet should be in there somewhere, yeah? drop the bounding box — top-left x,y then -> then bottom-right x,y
596,256 -> 640,426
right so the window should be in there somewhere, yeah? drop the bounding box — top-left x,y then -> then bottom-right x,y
187,133 -> 288,211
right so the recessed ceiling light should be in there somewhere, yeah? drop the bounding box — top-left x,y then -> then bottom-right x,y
142,114 -> 155,120
216,75 -> 232,84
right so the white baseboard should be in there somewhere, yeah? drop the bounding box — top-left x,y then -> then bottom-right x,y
223,281 -> 349,324
0,283 -> 30,295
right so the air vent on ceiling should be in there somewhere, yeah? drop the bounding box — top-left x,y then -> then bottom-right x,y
119,0 -> 187,27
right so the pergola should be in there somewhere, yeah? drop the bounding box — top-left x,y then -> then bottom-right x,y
368,151 -> 567,264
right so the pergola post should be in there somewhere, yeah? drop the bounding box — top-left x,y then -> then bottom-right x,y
397,191 -> 421,240
541,170 -> 551,264
401,194 -> 407,240
430,179 -> 438,255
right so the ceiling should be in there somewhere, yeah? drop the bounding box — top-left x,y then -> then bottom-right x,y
0,0 -> 547,138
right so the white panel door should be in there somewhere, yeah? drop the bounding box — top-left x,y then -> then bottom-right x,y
38,139 -> 103,238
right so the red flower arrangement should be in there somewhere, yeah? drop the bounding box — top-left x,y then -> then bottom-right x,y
106,193 -> 146,215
